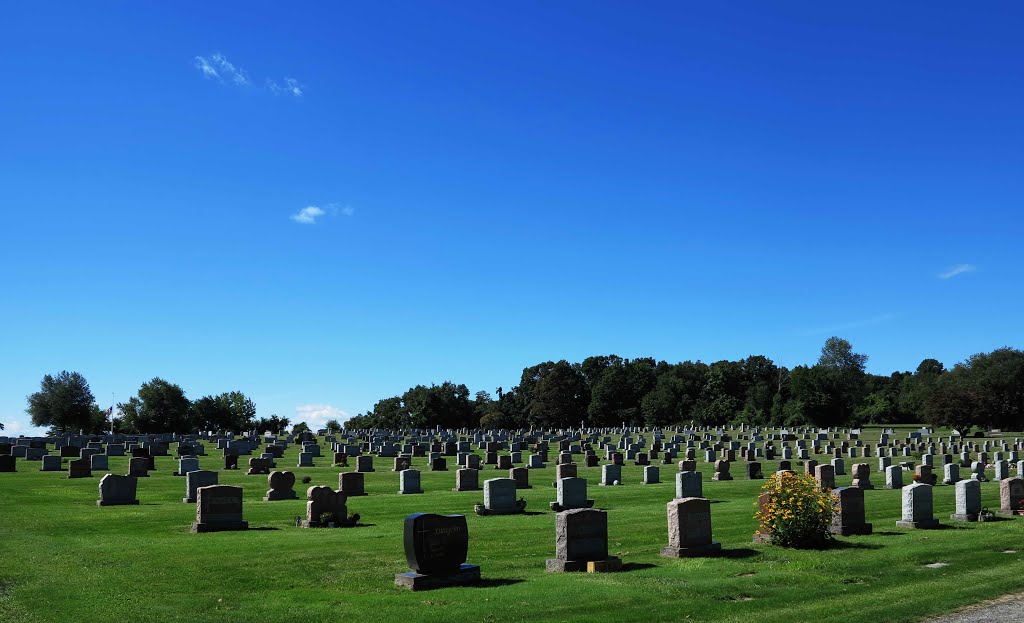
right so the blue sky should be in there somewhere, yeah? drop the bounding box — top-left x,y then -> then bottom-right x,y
1,2 -> 1021,435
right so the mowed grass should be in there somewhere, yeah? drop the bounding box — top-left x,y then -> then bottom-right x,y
2,427 -> 1024,623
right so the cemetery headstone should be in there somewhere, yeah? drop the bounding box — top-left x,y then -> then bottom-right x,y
661,497 -> 721,557
191,485 -> 248,533
395,513 -> 480,590
545,508 -> 621,572
97,474 -> 139,506
264,471 -> 298,501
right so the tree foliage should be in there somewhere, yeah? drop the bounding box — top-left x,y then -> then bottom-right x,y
26,371 -> 100,433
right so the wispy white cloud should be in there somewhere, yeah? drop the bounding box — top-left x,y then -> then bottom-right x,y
267,77 -> 304,97
294,404 -> 352,431
327,203 -> 354,217
194,56 -> 219,80
939,264 -> 976,279
291,203 -> 354,224
194,53 -> 250,86
290,206 -> 325,224
800,313 -> 896,336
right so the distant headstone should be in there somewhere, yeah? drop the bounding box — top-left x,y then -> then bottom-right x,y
399,469 -> 423,494
951,479 -> 982,522
454,467 -> 480,492
97,474 -> 139,506
356,455 -> 374,472
884,465 -> 903,489
850,463 -> 873,489
300,485 -> 355,528
339,471 -> 367,496
550,477 -> 594,512
264,471 -> 298,501
174,456 -> 198,476
41,455 -> 63,471
676,471 -> 703,499
599,463 -> 622,486
895,483 -> 939,529
999,477 -> 1024,515
712,460 -> 732,481
642,465 -> 661,484
509,467 -> 531,489
68,458 -> 92,478
183,470 -> 218,503
247,457 -> 271,475
475,477 -> 525,515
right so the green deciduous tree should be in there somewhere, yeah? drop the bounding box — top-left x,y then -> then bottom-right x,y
26,370 -> 98,433
118,378 -> 193,433
193,391 -> 256,433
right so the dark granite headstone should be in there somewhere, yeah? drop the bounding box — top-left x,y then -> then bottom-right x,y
191,485 -> 248,533
395,513 -> 480,590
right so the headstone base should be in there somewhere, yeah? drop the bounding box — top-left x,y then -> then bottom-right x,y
452,487 -> 479,492
183,497 -> 197,503
949,513 -> 979,522
545,556 -> 622,573
299,518 -> 356,528
474,501 -> 527,516
263,491 -> 298,501
997,508 -> 1024,516
660,542 -> 721,558
190,521 -> 249,533
96,500 -> 139,507
549,500 -> 594,512
711,475 -> 733,481
832,523 -> 873,536
394,564 -> 481,590
895,519 -> 940,529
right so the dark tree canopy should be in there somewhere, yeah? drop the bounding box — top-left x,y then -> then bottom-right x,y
26,371 -> 100,433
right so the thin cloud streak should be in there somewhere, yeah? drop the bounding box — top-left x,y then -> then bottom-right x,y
267,77 -> 304,97
939,264 -> 976,279
800,313 -> 896,337
194,53 -> 249,86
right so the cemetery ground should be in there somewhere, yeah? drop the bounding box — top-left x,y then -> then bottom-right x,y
3,427 -> 1024,623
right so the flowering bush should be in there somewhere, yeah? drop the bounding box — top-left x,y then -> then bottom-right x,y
754,471 -> 835,548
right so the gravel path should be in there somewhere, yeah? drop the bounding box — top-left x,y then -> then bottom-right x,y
927,594 -> 1024,623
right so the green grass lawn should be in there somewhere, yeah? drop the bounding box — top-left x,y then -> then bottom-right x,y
2,427 -> 1024,623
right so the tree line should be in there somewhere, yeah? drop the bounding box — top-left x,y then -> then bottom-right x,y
24,374 -> 292,435
346,338 -> 1024,434
18,338 -> 1024,435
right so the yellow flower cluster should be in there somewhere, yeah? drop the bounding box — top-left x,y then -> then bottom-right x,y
753,471 -> 836,548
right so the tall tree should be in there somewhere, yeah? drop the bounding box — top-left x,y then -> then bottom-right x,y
26,370 -> 98,433
526,360 -> 589,428
192,391 -> 256,433
118,378 -> 193,433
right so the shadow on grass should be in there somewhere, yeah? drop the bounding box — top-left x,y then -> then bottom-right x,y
873,531 -> 907,536
249,527 -> 281,531
827,540 -> 883,550
620,563 -> 658,572
471,578 -> 526,588
522,511 -> 547,516
717,548 -> 759,559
